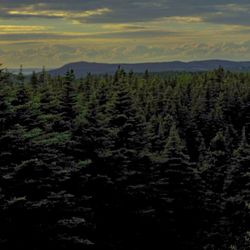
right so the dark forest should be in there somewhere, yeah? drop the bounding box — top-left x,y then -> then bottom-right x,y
0,66 -> 249,249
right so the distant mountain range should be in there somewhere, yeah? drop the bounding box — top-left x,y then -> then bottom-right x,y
9,60 -> 250,77
47,60 -> 250,77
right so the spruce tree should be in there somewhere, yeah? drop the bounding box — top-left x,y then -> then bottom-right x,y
74,90 -> 111,165
207,131 -> 230,193
0,92 -> 11,133
17,65 -> 25,85
220,128 -> 250,249
107,70 -> 147,175
38,66 -> 48,86
152,124 -> 202,249
31,71 -> 39,90
57,70 -> 77,131
11,86 -> 37,128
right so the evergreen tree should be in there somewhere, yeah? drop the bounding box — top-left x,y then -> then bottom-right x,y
152,124 -> 202,249
0,91 -> 11,133
222,128 -> 250,248
11,86 -> 37,128
79,73 -> 93,103
31,71 -> 39,90
107,70 -> 147,174
56,70 -> 77,131
38,66 -> 48,86
206,131 -> 230,193
0,67 -> 249,250
17,65 -> 25,85
74,90 -> 111,165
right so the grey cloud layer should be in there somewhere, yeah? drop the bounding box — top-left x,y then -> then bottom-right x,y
1,0 -> 250,25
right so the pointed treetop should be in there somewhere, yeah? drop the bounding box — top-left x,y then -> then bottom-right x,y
17,64 -> 25,84
210,130 -> 227,152
144,69 -> 149,81
165,123 -> 183,151
31,71 -> 38,88
162,123 -> 189,162
65,69 -> 75,83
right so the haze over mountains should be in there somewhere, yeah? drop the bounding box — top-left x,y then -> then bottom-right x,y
47,60 -> 250,77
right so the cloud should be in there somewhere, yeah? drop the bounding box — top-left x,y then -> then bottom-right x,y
102,24 -> 146,31
0,29 -> 179,42
0,0 -> 250,25
163,16 -> 203,23
0,33 -> 86,41
6,6 -> 111,20
90,30 -> 178,39
2,40 -> 250,68
1,1 -> 250,67
0,25 -> 48,32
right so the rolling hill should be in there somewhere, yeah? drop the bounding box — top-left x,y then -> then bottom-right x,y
48,60 -> 250,77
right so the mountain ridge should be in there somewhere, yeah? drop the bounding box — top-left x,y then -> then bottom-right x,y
48,59 -> 250,77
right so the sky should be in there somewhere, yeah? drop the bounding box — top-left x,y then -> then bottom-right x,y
1,0 -> 250,68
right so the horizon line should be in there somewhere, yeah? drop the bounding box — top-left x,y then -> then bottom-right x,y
7,58 -> 250,69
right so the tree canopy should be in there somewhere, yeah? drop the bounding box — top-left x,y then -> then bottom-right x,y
0,67 -> 249,249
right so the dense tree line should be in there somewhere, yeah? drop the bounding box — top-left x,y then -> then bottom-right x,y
0,66 -> 249,249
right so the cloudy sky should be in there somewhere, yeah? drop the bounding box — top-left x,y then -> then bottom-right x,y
1,0 -> 250,68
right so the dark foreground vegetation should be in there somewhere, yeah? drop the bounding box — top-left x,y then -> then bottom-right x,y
0,66 -> 249,249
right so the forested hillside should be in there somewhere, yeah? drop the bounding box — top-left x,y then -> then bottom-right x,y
0,66 -> 249,249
